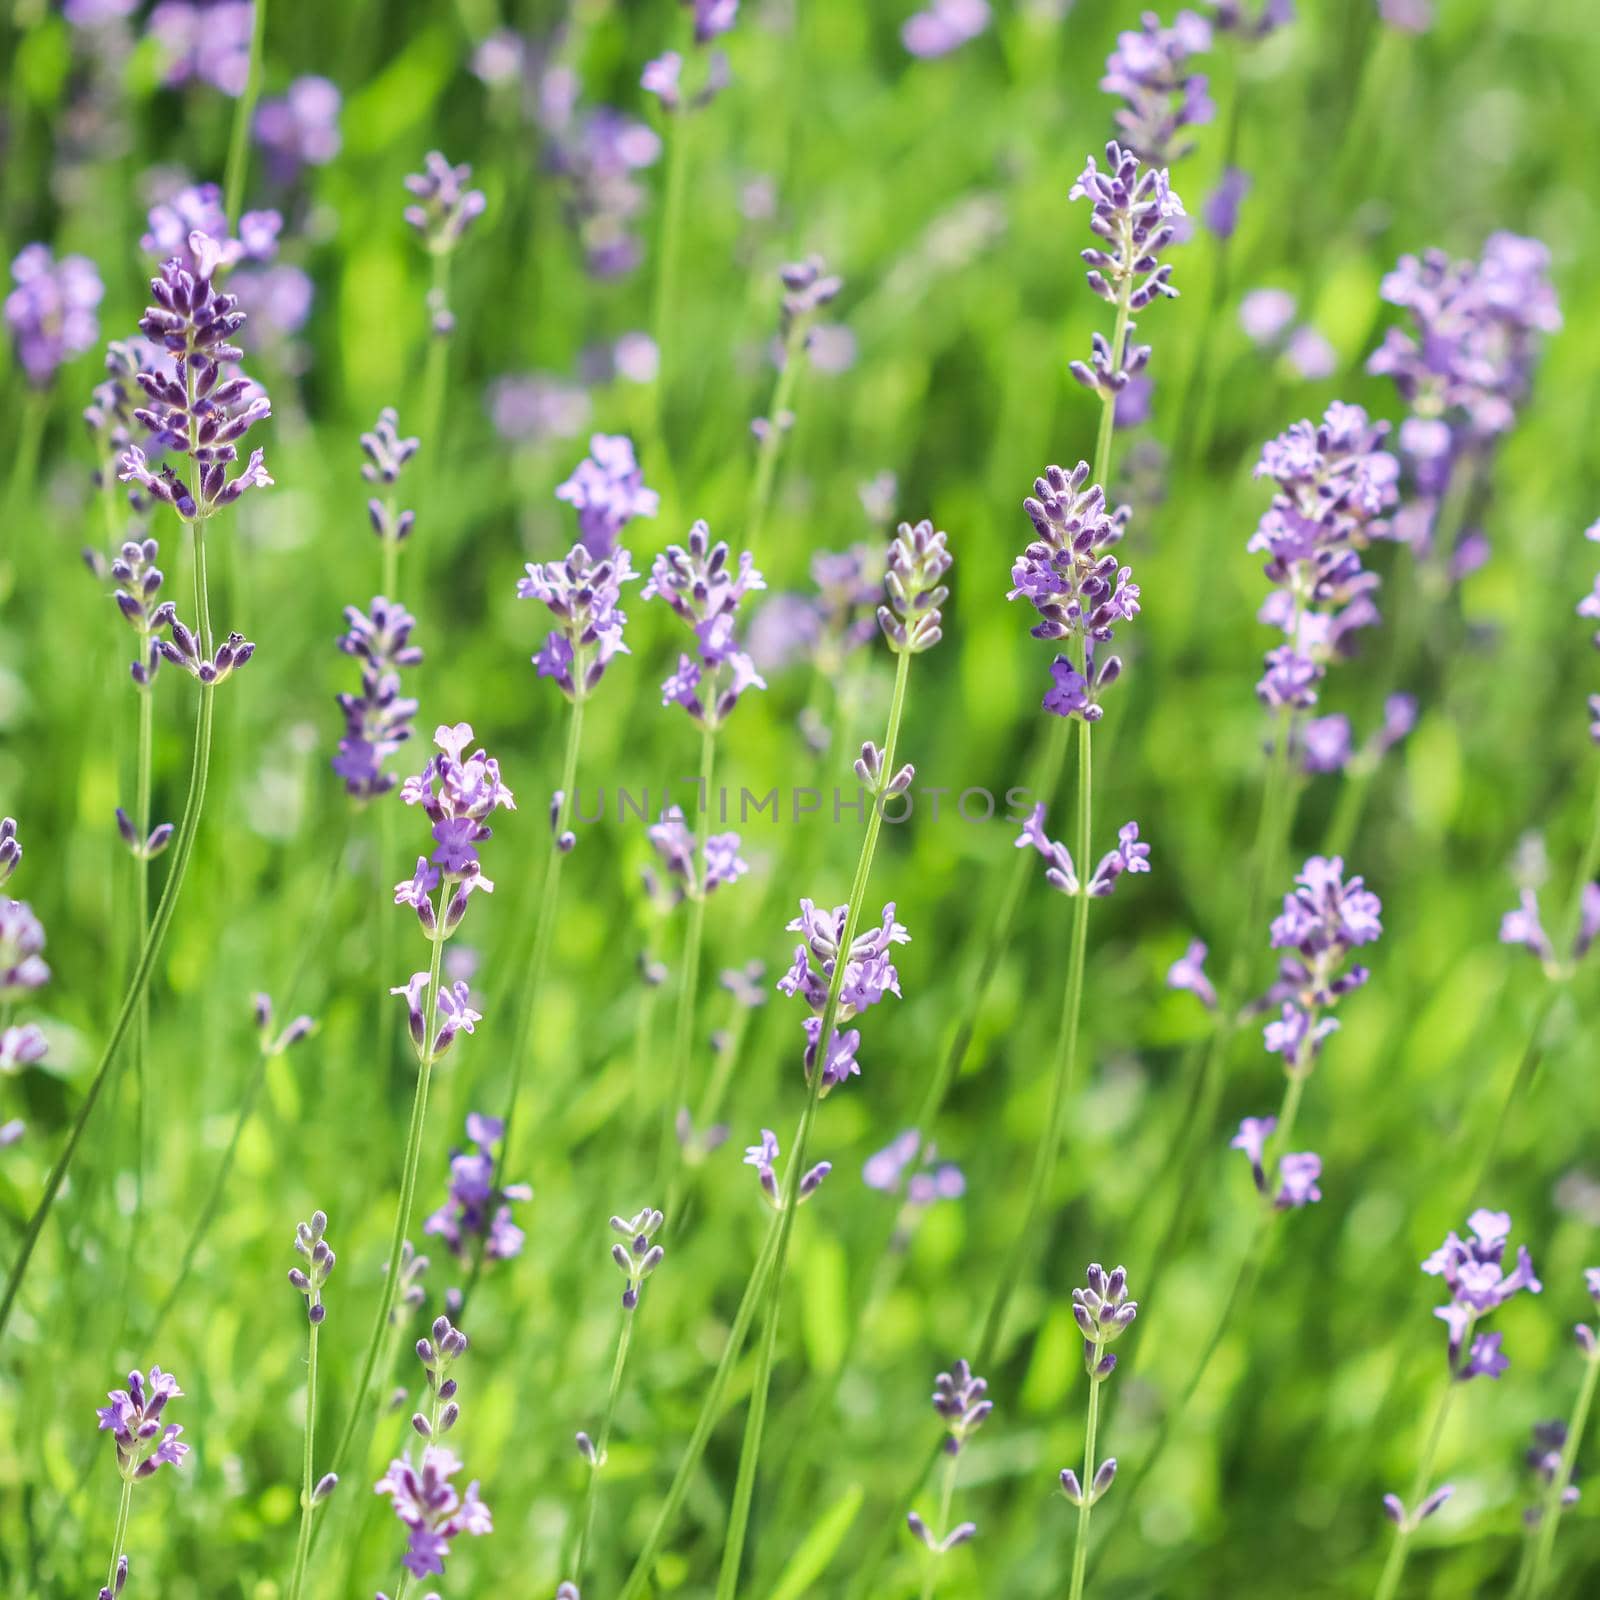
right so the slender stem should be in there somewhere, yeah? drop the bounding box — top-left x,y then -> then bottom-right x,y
918,1451 -> 959,1600
616,1215 -> 782,1600
649,105 -> 693,494
569,1308 -> 636,1589
977,714 -> 1092,1365
223,0 -> 267,228
1068,1350 -> 1105,1600
1373,1379 -> 1458,1600
324,903 -> 448,1484
746,326 -> 805,555
286,1317 -> 320,1600
712,647 -> 915,1594
1524,1340 -> 1600,1597
4,391 -> 48,537
381,492 -> 400,600
501,692 -> 585,1165
103,1475 -> 134,1598
130,681 -> 153,1253
0,522 -> 216,1341
716,1286 -> 781,1600
658,726 -> 718,1180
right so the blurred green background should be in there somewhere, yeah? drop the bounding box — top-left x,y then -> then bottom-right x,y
3,0 -> 1600,1596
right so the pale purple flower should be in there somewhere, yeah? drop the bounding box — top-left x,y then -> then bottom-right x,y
1100,10 -> 1214,167
486,373 -> 590,444
1273,1151 -> 1322,1209
518,543 -> 639,700
1240,287 -> 1297,345
1088,821 -> 1151,896
1286,325 -> 1337,380
743,1128 -> 829,1210
404,152 -> 487,255
96,1367 -> 189,1479
685,0 -> 738,44
1203,166 -> 1250,239
902,0 -> 991,57
1523,1420 -> 1580,1527
1230,1115 -> 1276,1190
334,597 -> 422,799
1301,713 -> 1353,774
931,1359 -> 992,1452
1423,1208 -> 1541,1379
0,1023 -> 48,1074
254,75 -> 342,180
376,1445 -> 492,1578
148,0 -> 254,95
1207,0 -> 1295,36
645,806 -> 748,903
547,108 -> 661,279
863,1130 -> 964,1244
1014,802 -> 1079,896
1167,939 -> 1216,1009
609,1208 -> 665,1309
399,724 -> 515,919
0,818 -> 18,886
1377,0 -> 1433,33
0,899 -> 49,999
878,519 -> 953,656
425,1115 -> 532,1263
5,245 -> 103,387
1072,1263 -> 1139,1377
556,434 -> 658,557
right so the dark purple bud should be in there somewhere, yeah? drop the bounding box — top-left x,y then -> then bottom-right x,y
1060,1468 -> 1084,1506
1091,1457 -> 1117,1501
313,1473 -> 338,1503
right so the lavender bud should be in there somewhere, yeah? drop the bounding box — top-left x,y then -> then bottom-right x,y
144,823 -> 174,858
115,806 -> 139,849
312,1472 -> 338,1503
576,1431 -> 597,1465
1060,1468 -> 1084,1505
1090,1457 -> 1118,1502
411,1412 -> 432,1438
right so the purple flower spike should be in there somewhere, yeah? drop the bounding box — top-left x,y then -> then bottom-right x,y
1071,1263 -> 1139,1374
97,1367 -> 189,1481
931,1359 -> 992,1454
1229,1115 -> 1277,1192
5,244 -> 103,387
0,818 -> 19,886
1273,1152 -> 1322,1210
1167,939 -> 1217,1009
1070,141 -> 1184,321
1100,13 -> 1213,167
425,1115 -> 532,1263
878,519 -> 953,655
288,1211 -> 336,1323
1422,1209 -> 1541,1381
519,543 -> 640,702
556,434 -> 658,558
902,0 -> 990,58
609,1208 -> 666,1309
403,152 -> 487,256
400,724 -> 515,909
1,898 -> 50,1000
254,75 -> 342,181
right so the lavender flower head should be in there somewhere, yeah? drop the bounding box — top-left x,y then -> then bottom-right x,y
518,543 -> 639,701
0,818 -> 19,886
1207,0 -> 1295,36
288,1211 -> 336,1324
254,992 -> 314,1058
878,519 -> 953,655
148,0 -> 254,95
777,254 -> 844,346
395,723 -> 516,939
1015,804 -> 1150,899
5,244 -> 103,387
403,152 -> 487,255
362,407 -> 420,548
1,897 -> 50,1000
1100,11 -> 1214,166
902,0 -> 991,58
685,0 -> 738,44
609,1208 -> 665,1309
99,538 -> 171,693
1072,1263 -> 1138,1379
253,75 -> 342,180
863,1128 -> 966,1213
646,806 -> 749,903
1167,938 -> 1216,1008
141,184 -> 282,277
425,1114 -> 532,1262
1226,1120 -> 1322,1211
1011,463 -> 1137,720
96,1366 -> 189,1480
556,433 -> 659,558
334,597 -> 423,800
777,901 -> 910,1091
743,1128 -> 830,1210
644,521 -> 767,727
1070,143 -> 1184,402
931,1359 -> 992,1454
1500,877 -> 1600,981
1249,403 -> 1397,710
1523,1420 -> 1580,1526
1422,1209 -> 1541,1380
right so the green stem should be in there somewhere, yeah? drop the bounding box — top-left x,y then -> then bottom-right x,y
918,1451 -> 959,1600
0,522 -> 216,1342
1373,1378 -> 1459,1600
286,1317 -> 320,1600
223,0 -> 268,228
649,104 -> 693,495
658,725 -> 718,1180
1068,1351 -> 1105,1600
569,1307 -> 636,1589
616,1215 -> 782,1600
103,1475 -> 134,1598
501,691 -> 585,1165
716,1278 -> 782,1600
746,325 -> 805,555
1524,1338 -> 1600,1597
324,901 -> 448,1485
130,681 -> 153,1268
711,646 -> 915,1593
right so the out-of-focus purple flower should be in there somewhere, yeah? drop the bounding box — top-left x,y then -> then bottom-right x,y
485,373 -> 590,445
404,153 -> 487,258
1,1023 -> 48,1075
749,543 -> 884,676
644,520 -> 766,728
1203,166 -> 1250,239
376,1445 -> 492,1579
863,1128 -> 964,1245
1101,10 -> 1214,167
1113,374 -> 1153,429
5,245 -> 103,387
744,1127 -> 829,1210
65,0 -> 139,22
685,0 -> 738,44
0,819 -> 19,887
556,434 -> 658,558
1523,1419 -> 1581,1527
333,596 -> 422,799
1249,403 -> 1397,709
1229,1115 -> 1275,1190
547,107 -> 661,279
425,1114 -> 532,1263
287,1210 -> 336,1324
902,0 -> 992,57
148,1 -> 254,96
97,1367 -> 189,1479
1167,939 -> 1217,1009
361,408 -> 420,547
931,1359 -> 992,1453
1301,713 -> 1352,774
1207,0 -> 1295,36
609,1208 -> 665,1309
254,76 -> 342,181
1240,287 -> 1297,346
518,543 -> 639,701
1286,325 -> 1337,380
645,806 -> 748,903
1377,0 -> 1433,32
141,183 -> 282,276
1423,1208 -> 1541,1380
778,901 -> 910,1092
1273,1151 -> 1322,1209
0,899 -> 50,1000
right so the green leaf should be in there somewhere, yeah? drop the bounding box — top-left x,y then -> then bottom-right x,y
768,1482 -> 864,1600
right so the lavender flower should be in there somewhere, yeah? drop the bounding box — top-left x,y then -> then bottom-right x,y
403,152 -> 488,255
1,1024 -> 48,1075
517,544 -> 639,700
1202,166 -> 1250,239
609,1209 -> 665,1309
684,0 -> 738,44
1381,1485 -> 1453,1533
288,1211 -> 336,1324
140,183 -> 281,276
253,75 -> 342,181
1014,805 -> 1150,898
1523,1421 -> 1581,1526
1422,1209 -> 1541,1380
749,544 -> 885,676
879,519 -> 953,654
333,598 -> 422,799
1069,144 -> 1185,402
557,434 -> 659,558
1072,1263 -> 1139,1379
645,807 -> 749,902
376,1433 -> 491,1577
902,0 -> 991,57
148,0 -> 254,95
0,819 -> 19,885
98,538 -> 171,691
424,1114 -> 532,1263
1011,463 -> 1137,719
644,521 -> 767,727
397,723 -> 516,933
361,407 -> 420,548
119,233 -> 274,522
777,901 -> 910,1091
743,1128 -> 830,1210
863,1128 -> 966,1215
1500,883 -> 1600,979
1207,0 -> 1295,35
642,46 -> 731,113
390,972 -> 482,1059
1249,404 -> 1397,711
546,108 -> 661,280
5,244 -> 103,386
931,1359 -> 992,1453
1100,12 -> 1214,167
253,992 -> 315,1057
96,1366 -> 189,1479
0,899 -> 50,999
1166,938 -> 1217,1008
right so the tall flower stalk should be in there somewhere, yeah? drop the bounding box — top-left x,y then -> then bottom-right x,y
95,1366 -> 190,1597
285,1211 -> 338,1600
222,0 -> 268,227
0,231 -> 269,1339
906,1360 -> 988,1598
